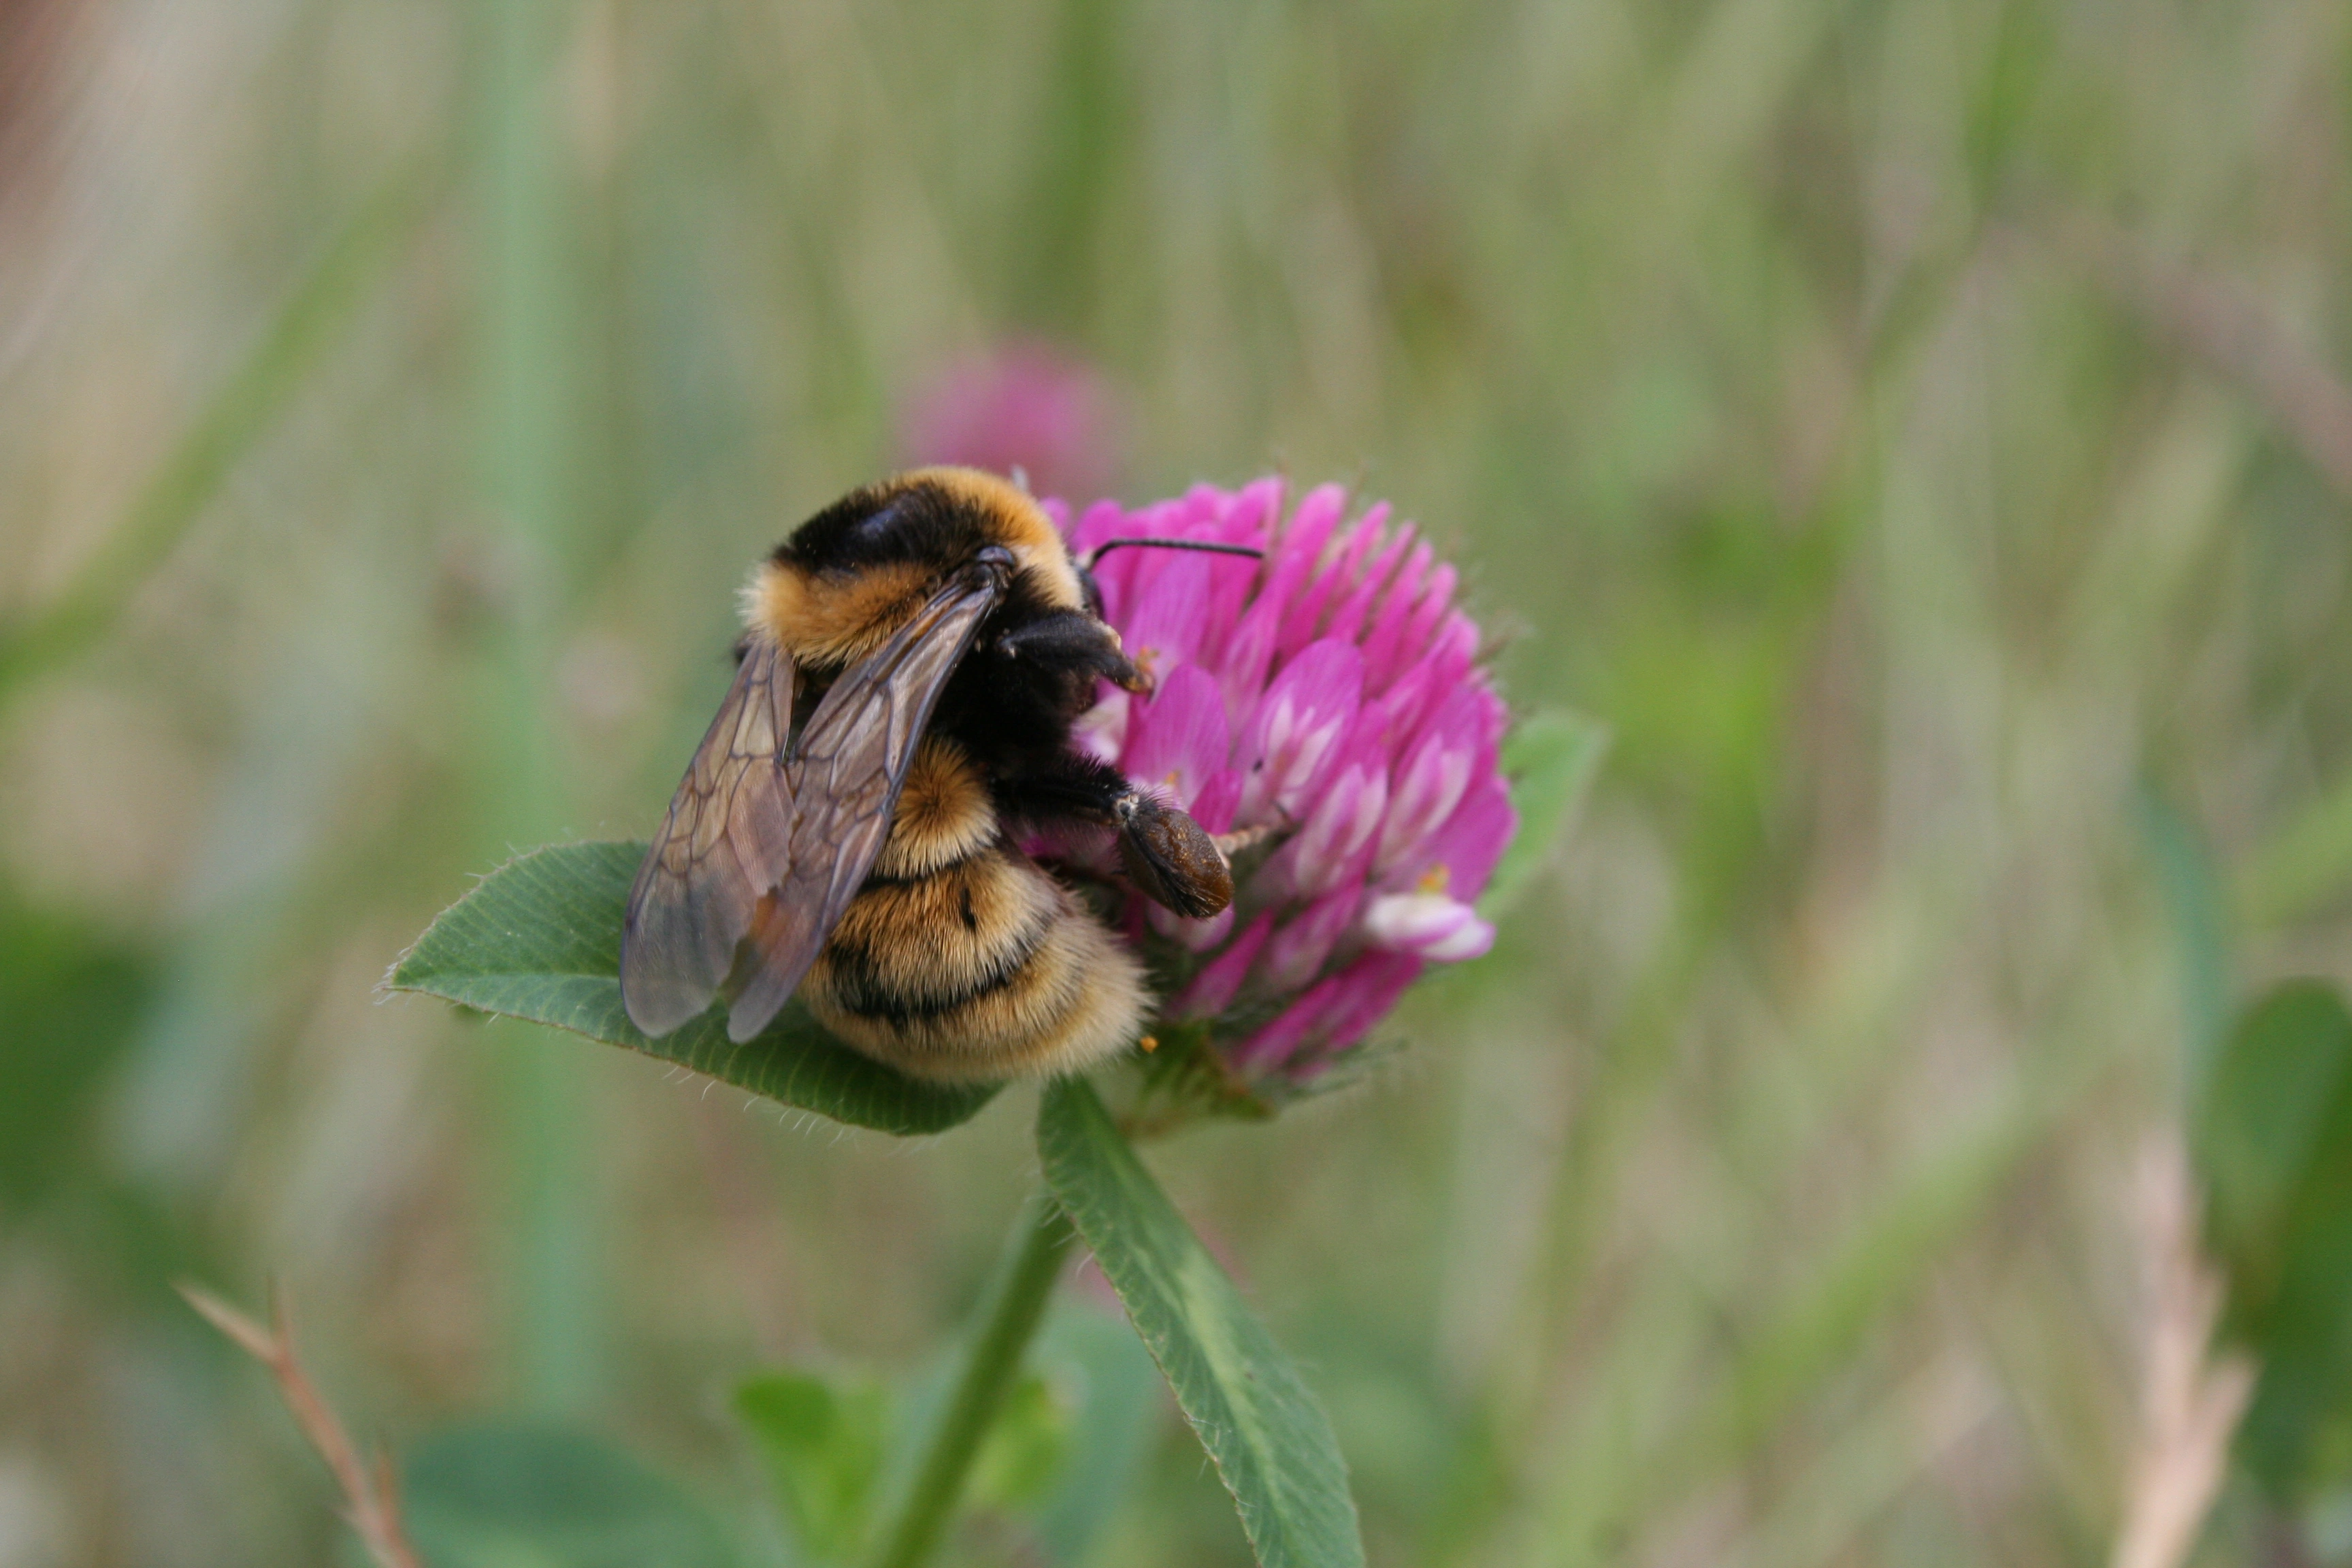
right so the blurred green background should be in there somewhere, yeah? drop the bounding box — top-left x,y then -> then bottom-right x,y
2,0 -> 2351,1563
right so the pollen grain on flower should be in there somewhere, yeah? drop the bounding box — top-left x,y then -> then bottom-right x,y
1041,479 -> 1516,1084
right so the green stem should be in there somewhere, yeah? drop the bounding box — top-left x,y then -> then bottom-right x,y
478,0 -> 593,1413
866,1191 -> 1077,1568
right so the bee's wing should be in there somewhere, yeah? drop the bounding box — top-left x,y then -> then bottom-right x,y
620,638 -> 799,1037
722,564 -> 1005,1043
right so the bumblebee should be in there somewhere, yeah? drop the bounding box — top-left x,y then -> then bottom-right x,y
620,467 -> 1242,1082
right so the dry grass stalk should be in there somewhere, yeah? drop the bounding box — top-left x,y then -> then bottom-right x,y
2068,214 -> 2352,502
2110,1138 -> 2257,1568
177,1281 -> 422,1568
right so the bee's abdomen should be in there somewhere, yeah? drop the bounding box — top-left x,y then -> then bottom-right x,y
866,736 -> 998,880
799,740 -> 1147,1081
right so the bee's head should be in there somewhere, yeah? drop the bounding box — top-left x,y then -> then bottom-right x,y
749,468 -> 1088,669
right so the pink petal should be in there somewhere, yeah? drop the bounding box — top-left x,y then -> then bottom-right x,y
1085,497 -> 1183,619
1262,487 -> 1350,655
1261,887 -> 1363,992
1217,595 -> 1284,720
1258,761 -> 1387,901
1197,480 -> 1281,664
1295,951 -> 1424,1071
1374,685 -> 1486,874
1175,911 -> 1275,1018
1258,701 -> 1394,899
1423,915 -> 1497,962
1388,773 -> 1517,902
1120,550 -> 1215,680
1217,485 -> 1338,705
1358,541 -> 1433,694
1373,563 -> 1459,700
1121,665 -> 1230,809
1475,686 -> 1510,751
1072,689 -> 1132,766
1277,504 -> 1384,659
1188,769 -> 1243,836
1071,496 -> 1135,567
1149,902 -> 1235,951
1236,639 -> 1363,825
1217,478 -> 1284,549
1274,485 -> 1348,585
1361,890 -> 1480,952
1319,512 -> 1410,649
1232,973 -> 1348,1069
1380,612 -> 1480,751
1115,494 -> 1205,612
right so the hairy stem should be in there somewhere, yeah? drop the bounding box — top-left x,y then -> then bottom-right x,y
866,1191 -> 1077,1568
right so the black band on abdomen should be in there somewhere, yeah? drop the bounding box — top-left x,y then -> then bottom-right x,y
818,874 -> 1057,1026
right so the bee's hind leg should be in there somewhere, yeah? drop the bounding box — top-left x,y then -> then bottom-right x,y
994,750 -> 1136,825
998,753 -> 1235,920
1111,792 -> 1232,919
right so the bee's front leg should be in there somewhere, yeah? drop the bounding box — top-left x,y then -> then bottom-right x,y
993,610 -> 1149,692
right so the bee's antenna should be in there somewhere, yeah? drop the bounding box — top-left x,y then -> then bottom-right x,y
1085,538 -> 1266,566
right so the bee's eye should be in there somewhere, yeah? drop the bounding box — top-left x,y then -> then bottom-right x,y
1077,563 -> 1106,620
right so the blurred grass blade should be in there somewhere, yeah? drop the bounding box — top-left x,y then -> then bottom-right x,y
1627,1059 -> 2098,1521
1522,1068 -> 2072,1560
1737,1362 -> 1995,1568
2134,784 -> 2234,1091
387,842 -> 997,1134
1705,1092 -> 2046,1462
1650,0 -> 1848,240
0,158 -> 436,703
1482,709 -> 1609,917
403,1421 -> 736,1568
1036,1077 -> 1365,1568
2078,217 -> 2352,502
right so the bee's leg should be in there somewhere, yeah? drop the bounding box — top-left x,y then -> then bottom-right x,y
998,753 -> 1235,919
993,611 -> 1149,692
995,751 -> 1136,824
1213,821 -> 1278,858
1112,791 -> 1233,918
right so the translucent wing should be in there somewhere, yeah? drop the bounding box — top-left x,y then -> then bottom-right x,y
723,563 -> 1007,1043
620,638 -> 798,1036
